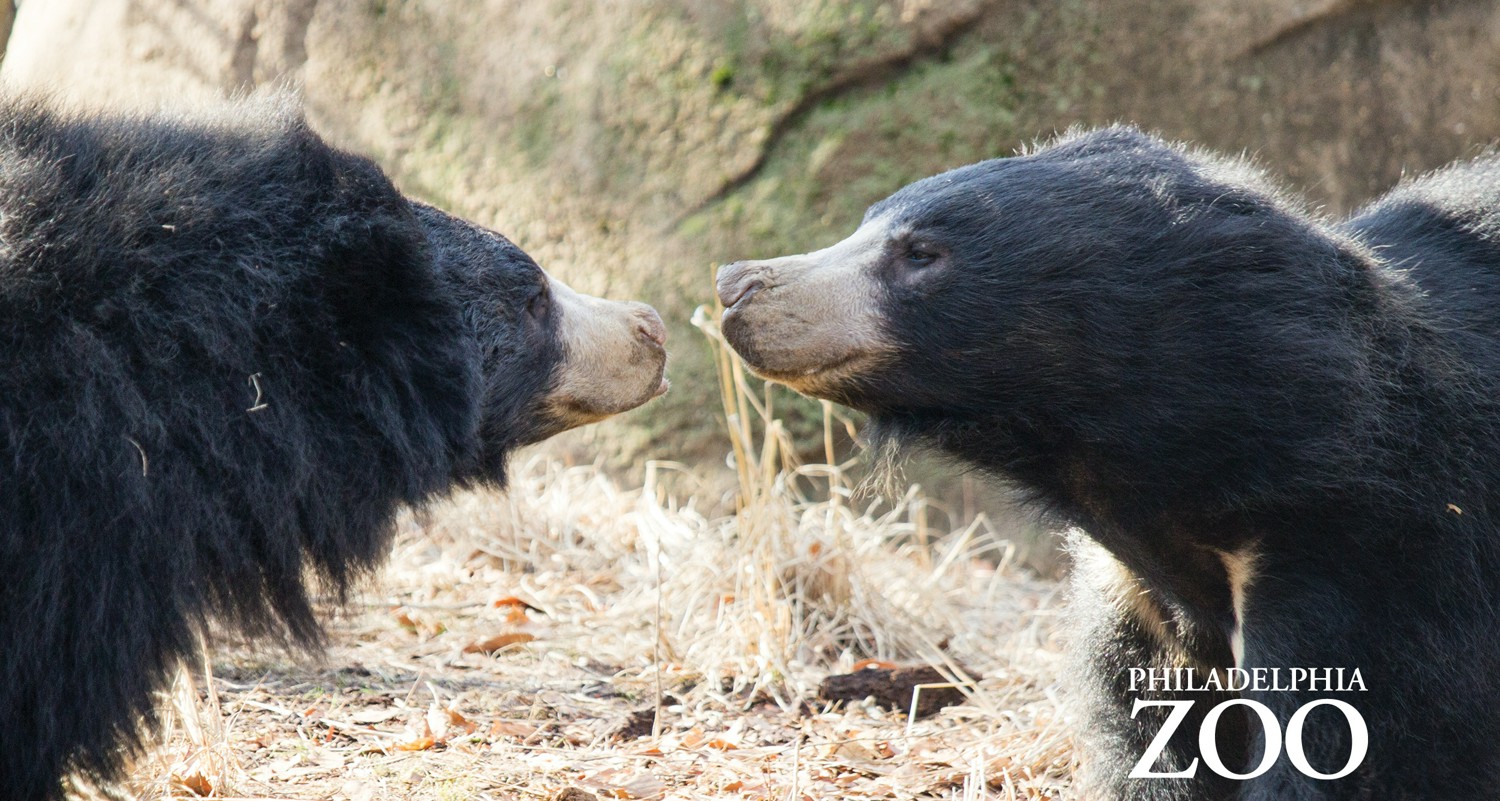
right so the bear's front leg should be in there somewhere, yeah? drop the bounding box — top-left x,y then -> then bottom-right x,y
1069,539 -> 1243,801
1234,559 -> 1500,801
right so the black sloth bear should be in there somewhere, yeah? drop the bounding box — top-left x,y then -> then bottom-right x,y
718,127 -> 1500,800
0,95 -> 668,800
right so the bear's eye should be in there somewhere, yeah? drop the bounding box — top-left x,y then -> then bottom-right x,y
905,246 -> 940,267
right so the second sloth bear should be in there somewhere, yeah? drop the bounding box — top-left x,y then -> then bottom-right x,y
719,127 -> 1500,799
0,96 -> 667,800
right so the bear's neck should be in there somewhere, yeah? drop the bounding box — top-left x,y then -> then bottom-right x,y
891,257 -> 1500,545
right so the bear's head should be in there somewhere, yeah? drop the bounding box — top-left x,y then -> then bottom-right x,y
717,126 -> 1377,505
412,205 -> 668,472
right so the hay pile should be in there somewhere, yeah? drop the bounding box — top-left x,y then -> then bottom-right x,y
125,314 -> 1076,800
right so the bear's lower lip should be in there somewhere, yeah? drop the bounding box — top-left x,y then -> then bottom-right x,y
751,350 -> 869,386
652,377 -> 670,398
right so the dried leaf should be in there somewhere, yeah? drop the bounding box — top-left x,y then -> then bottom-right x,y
395,733 -> 437,751
390,606 -> 446,636
396,719 -> 438,752
490,719 -> 540,740
463,632 -> 536,654
171,772 -> 213,797
493,595 -> 542,612
395,734 -> 437,752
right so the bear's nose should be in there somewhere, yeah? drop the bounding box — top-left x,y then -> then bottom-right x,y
716,261 -> 765,310
634,306 -> 667,347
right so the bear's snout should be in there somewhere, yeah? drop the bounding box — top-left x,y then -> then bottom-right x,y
542,278 -> 670,432
714,232 -> 894,400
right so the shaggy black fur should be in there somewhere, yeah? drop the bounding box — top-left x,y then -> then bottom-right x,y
809,129 -> 1500,799
0,96 -> 569,799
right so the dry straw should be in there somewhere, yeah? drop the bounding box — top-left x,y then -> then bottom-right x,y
127,301 -> 1077,799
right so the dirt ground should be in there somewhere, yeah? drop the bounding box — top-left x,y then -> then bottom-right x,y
125,457 -> 1076,801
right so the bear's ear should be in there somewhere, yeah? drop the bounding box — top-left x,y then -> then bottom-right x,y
316,203 -> 477,461
322,212 -> 432,346
311,149 -> 458,354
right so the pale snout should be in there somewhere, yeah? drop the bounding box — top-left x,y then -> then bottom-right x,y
715,222 -> 893,397
545,277 -> 669,430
